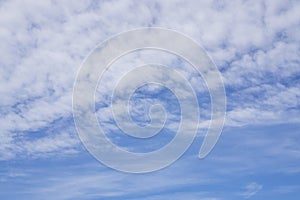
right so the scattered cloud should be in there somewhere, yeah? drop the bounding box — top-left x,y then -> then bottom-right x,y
0,0 -> 299,199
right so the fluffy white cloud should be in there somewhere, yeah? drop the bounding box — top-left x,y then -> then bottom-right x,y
0,0 -> 299,160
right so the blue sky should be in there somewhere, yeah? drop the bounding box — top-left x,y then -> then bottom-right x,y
1,0 -> 300,199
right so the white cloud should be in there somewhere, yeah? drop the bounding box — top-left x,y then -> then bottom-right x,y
240,182 -> 263,198
0,0 -> 299,161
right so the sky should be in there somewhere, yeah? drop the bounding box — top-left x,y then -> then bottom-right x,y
0,0 -> 300,199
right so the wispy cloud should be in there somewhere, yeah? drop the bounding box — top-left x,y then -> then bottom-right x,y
240,182 -> 263,199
